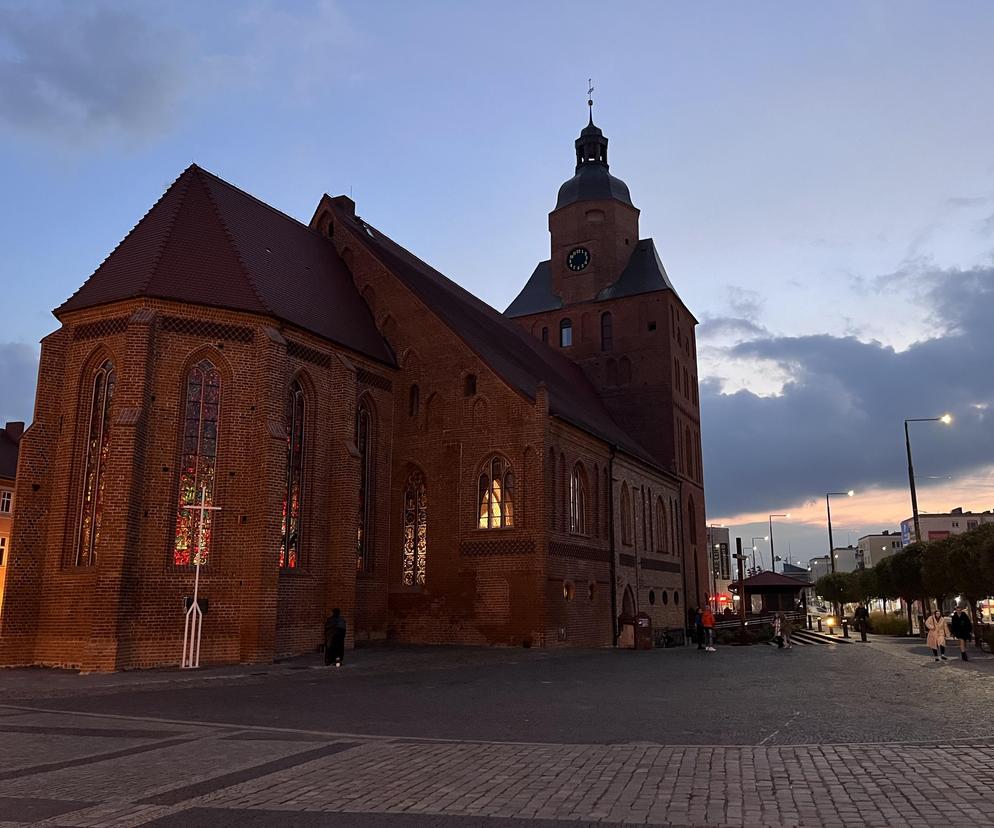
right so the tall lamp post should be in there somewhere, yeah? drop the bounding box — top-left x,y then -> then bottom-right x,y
904,414 -> 952,543
825,491 -> 854,575
750,536 -> 768,573
769,513 -> 790,572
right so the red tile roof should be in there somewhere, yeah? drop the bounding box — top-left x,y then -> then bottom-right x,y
729,572 -> 811,590
58,166 -> 393,366
331,208 -> 661,469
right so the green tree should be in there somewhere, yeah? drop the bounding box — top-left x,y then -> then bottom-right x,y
852,566 -> 879,604
922,538 -> 955,607
948,524 -> 994,643
873,555 -> 898,611
815,572 -> 853,613
888,543 -> 925,635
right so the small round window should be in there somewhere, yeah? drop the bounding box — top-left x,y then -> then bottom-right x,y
648,590 -> 656,605
563,581 -> 575,601
662,590 -> 669,605
588,581 -> 596,601
674,590 -> 680,606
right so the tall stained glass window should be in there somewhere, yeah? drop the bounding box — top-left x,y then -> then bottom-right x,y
402,471 -> 427,586
356,402 -> 373,573
620,482 -> 633,546
478,456 -> 514,529
74,359 -> 116,566
279,380 -> 305,569
570,463 -> 587,535
173,359 -> 221,566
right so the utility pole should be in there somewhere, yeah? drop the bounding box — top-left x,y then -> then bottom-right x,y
734,537 -> 748,644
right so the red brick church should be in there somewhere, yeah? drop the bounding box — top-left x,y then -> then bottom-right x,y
0,116 -> 707,670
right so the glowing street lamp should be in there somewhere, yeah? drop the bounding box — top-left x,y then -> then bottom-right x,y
750,536 -> 768,573
904,414 -> 953,543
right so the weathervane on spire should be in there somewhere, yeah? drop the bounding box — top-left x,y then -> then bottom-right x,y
587,78 -> 594,123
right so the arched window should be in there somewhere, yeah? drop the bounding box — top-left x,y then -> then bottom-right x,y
559,318 -> 573,347
408,384 -> 420,417
600,312 -> 613,351
173,359 -> 221,566
402,470 -> 427,586
279,380 -> 306,569
356,401 -> 374,573
688,496 -> 697,547
655,497 -> 668,554
685,426 -> 694,480
570,463 -> 588,535
464,374 -> 477,397
74,359 -> 116,566
620,482 -> 633,545
478,455 -> 514,529
683,367 -> 690,398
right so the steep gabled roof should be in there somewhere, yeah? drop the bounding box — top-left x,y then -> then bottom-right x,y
331,208 -> 660,469
58,166 -> 393,365
503,260 -> 560,318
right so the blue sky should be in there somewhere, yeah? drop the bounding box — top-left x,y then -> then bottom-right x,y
2,0 -> 994,563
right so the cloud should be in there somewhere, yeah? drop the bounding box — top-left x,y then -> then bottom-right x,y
702,263 -> 994,517
724,285 -> 764,320
0,342 -> 39,425
697,316 -> 768,342
0,2 -> 192,144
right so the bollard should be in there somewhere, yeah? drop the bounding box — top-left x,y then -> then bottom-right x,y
807,614 -> 813,630
841,619 -> 850,639
817,617 -> 822,633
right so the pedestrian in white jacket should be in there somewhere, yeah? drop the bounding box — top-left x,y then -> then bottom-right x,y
925,610 -> 950,662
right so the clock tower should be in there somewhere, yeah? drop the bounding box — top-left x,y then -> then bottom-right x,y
547,117 -> 641,305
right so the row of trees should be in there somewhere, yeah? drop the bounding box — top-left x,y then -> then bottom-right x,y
814,523 -> 994,637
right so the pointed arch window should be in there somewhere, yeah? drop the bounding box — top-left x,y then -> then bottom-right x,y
356,401 -> 374,573
685,426 -> 694,480
478,456 -> 514,529
570,463 -> 588,535
559,318 -> 573,348
74,359 -> 116,566
655,497 -> 668,553
600,312 -> 613,351
620,482 -> 633,546
408,384 -> 420,417
173,360 -> 221,566
279,380 -> 306,569
402,471 -> 427,586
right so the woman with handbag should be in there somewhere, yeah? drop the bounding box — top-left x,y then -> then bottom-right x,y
925,609 -> 950,662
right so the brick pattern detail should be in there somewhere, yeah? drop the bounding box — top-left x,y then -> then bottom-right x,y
72,317 -> 128,341
618,553 -> 636,567
640,557 -> 681,573
548,541 -> 611,563
285,340 -> 332,368
460,539 -> 535,557
356,367 -> 392,391
160,315 -> 254,343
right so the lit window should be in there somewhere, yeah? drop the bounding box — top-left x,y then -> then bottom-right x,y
279,381 -> 306,569
559,318 -> 573,347
621,483 -> 633,545
0,536 -> 6,566
478,456 -> 514,529
570,463 -> 588,535
0,490 -> 11,513
74,359 -> 116,566
600,312 -> 613,351
402,470 -> 427,586
356,402 -> 374,573
173,360 -> 221,566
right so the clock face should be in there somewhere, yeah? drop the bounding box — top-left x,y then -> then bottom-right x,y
567,247 -> 590,272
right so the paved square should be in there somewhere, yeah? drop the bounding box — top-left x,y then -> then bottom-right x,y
1,637 -> 992,826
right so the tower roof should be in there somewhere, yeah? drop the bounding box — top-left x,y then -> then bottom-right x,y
554,118 -> 634,211
57,165 -> 393,365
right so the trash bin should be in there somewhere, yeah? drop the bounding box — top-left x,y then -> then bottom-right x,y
635,612 -> 653,650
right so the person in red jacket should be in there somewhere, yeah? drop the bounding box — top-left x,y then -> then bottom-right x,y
701,606 -> 716,652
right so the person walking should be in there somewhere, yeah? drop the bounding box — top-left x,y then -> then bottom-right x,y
324,608 -> 347,667
950,607 -> 973,661
773,611 -> 792,649
701,605 -> 716,652
853,604 -> 869,642
924,609 -> 950,662
694,606 -> 705,651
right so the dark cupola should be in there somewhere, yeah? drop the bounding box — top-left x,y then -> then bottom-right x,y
554,115 -> 634,211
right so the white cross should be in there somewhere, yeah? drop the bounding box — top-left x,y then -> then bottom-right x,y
180,483 -> 221,669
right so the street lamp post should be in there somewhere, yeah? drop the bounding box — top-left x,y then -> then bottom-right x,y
825,490 -> 854,619
769,513 -> 789,572
904,414 -> 953,543
750,536 -> 768,573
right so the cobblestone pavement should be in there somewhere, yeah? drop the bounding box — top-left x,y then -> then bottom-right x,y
1,640 -> 993,826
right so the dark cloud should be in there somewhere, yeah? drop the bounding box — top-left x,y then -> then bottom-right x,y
702,264 -> 994,516
0,3 -> 189,143
697,316 -> 768,341
0,342 -> 39,425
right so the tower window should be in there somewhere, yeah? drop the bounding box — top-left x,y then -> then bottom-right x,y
464,374 -> 477,397
408,384 -> 420,417
541,327 -> 549,344
600,312 -> 613,351
559,318 -> 573,347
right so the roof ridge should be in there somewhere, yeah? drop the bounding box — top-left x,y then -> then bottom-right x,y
193,168 -> 276,317
193,164 -> 320,235
137,168 -> 196,299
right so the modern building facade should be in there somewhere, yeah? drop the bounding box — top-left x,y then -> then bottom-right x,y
857,531 -> 903,568
0,118 -> 708,671
901,508 -> 994,545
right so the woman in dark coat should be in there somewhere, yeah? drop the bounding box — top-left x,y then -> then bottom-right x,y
950,607 -> 973,662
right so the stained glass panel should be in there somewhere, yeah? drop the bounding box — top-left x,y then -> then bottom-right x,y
74,360 -> 115,566
173,360 -> 221,566
402,471 -> 427,586
280,381 -> 305,569
477,456 -> 514,530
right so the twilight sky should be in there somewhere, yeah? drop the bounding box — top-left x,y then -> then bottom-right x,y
2,0 -> 993,565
